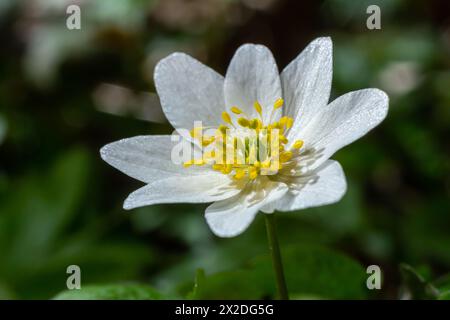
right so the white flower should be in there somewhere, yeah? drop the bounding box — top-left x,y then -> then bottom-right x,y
100,37 -> 388,238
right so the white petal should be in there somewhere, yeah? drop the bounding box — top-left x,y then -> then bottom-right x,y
282,37 -> 333,140
100,135 -> 206,183
300,88 -> 388,170
224,44 -> 282,123
154,53 -> 225,131
124,174 -> 239,210
205,179 -> 288,237
275,160 -> 347,211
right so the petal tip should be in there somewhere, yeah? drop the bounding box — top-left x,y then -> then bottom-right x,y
205,211 -> 250,238
328,160 -> 348,203
365,88 -> 390,120
309,36 -> 332,51
232,43 -> 274,59
337,167 -> 348,200
154,52 -> 191,81
373,88 -> 389,103
123,196 -> 136,210
206,223 -> 245,238
99,144 -> 111,162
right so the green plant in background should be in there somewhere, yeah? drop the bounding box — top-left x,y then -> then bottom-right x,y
0,149 -> 153,299
0,0 -> 449,300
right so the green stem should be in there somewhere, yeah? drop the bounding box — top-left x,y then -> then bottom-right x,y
264,213 -> 289,300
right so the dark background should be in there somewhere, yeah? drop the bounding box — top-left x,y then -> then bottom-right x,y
0,0 -> 449,299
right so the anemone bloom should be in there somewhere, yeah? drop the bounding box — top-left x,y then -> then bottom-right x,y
100,37 -> 388,238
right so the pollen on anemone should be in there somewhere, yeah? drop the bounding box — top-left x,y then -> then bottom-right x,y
184,98 -> 304,181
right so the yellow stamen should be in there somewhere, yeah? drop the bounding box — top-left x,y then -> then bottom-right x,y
273,122 -> 282,129
279,135 -> 288,144
293,140 -> 304,149
222,164 -> 232,174
280,151 -> 293,162
218,124 -> 228,135
201,136 -> 215,146
183,160 -> 193,168
234,168 -> 246,180
203,150 -> 215,159
261,160 -> 271,169
222,112 -> 232,125
237,118 -> 250,127
254,101 -> 262,117
194,159 -> 206,166
190,127 -> 202,138
249,119 -> 260,129
249,167 -> 258,179
185,96 -> 302,181
231,106 -> 243,114
286,118 -> 294,129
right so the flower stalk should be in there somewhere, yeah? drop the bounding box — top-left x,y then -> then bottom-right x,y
265,213 -> 289,300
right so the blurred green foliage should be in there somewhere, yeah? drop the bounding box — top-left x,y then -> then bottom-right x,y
180,245 -> 367,299
0,0 -> 449,299
54,283 -> 166,300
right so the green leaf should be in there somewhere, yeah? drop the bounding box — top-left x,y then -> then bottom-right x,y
53,283 -> 165,300
0,282 -> 16,299
433,273 -> 450,300
1,148 -> 91,268
282,245 -> 367,299
438,291 -> 450,300
0,149 -> 154,298
13,242 -> 153,299
187,269 -> 206,300
180,245 -> 367,299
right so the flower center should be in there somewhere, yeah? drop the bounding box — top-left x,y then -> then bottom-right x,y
183,98 -> 304,180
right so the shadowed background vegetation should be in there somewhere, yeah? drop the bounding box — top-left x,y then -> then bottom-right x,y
0,0 -> 449,299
